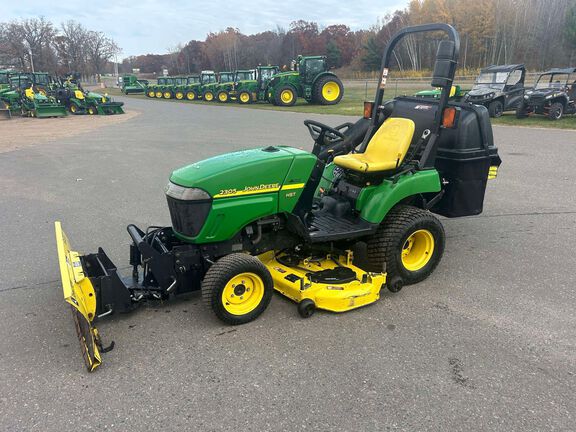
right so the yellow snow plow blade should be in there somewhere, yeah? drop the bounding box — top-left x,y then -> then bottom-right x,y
54,221 -> 102,371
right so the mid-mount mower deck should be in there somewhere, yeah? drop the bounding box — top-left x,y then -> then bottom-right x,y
55,23 -> 502,371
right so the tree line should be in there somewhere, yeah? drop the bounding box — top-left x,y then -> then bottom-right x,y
1,0 -> 575,78
123,0 -> 576,76
0,17 -> 120,77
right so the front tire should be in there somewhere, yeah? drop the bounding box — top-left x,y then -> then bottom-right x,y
366,205 -> 445,285
217,91 -> 229,103
147,90 -> 155,98
516,101 -> 528,118
202,254 -> 273,325
203,90 -> 215,102
548,102 -> 563,120
163,91 -> 173,99
313,75 -> 344,105
238,91 -> 252,104
175,91 -> 184,100
488,100 -> 503,118
186,91 -> 196,101
274,85 -> 297,106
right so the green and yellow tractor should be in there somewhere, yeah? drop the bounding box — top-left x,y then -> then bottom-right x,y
51,75 -> 124,115
173,75 -> 200,100
415,84 -> 468,101
121,74 -> 148,94
214,69 -> 256,103
234,65 -> 280,104
176,71 -> 217,101
1,73 -> 67,117
55,24 -> 502,372
202,71 -> 232,102
146,77 -> 175,98
267,55 -> 344,106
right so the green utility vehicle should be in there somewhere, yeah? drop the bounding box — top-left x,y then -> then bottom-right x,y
267,55 -> 344,106
415,84 -> 467,100
215,70 -> 256,102
55,24 -> 502,372
234,65 -> 280,104
202,71 -> 233,102
0,74 -> 67,117
121,75 -> 148,94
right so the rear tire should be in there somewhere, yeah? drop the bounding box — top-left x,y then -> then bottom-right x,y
488,100 -> 503,118
366,205 -> 445,285
313,75 -> 344,105
217,91 -> 229,103
163,91 -> 173,99
548,102 -> 563,120
186,91 -> 196,101
516,101 -> 528,118
274,85 -> 297,106
175,91 -> 184,100
202,253 -> 273,325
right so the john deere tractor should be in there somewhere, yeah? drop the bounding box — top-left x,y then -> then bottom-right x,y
52,75 -> 124,115
1,73 -> 67,117
202,71 -> 233,102
172,75 -> 200,100
0,70 -> 10,93
234,66 -> 280,104
215,70 -> 256,102
55,24 -> 502,372
121,75 -> 148,94
267,55 -> 344,106
146,77 -> 174,98
178,71 -> 217,101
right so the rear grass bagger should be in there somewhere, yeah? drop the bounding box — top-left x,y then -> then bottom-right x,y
55,23 -> 501,371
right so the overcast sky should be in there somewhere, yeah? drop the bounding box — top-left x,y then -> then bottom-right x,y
6,0 -> 406,58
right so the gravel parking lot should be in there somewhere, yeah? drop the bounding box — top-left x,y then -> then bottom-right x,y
0,96 -> 575,431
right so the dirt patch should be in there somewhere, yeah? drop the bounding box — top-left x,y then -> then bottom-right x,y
0,109 -> 140,153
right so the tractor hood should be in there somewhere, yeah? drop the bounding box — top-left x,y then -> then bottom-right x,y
170,146 -> 315,198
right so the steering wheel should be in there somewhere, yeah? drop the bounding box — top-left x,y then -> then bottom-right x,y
304,120 -> 346,145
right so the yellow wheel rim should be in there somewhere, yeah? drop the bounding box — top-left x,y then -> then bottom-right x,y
186,92 -> 195,100
88,108 -> 95,115
163,92 -> 171,99
176,92 -> 184,99
148,91 -> 155,97
39,89 -> 47,96
155,91 -> 162,98
205,92 -> 213,101
280,89 -> 294,104
218,92 -> 228,102
221,272 -> 265,316
70,105 -> 77,113
401,229 -> 435,271
240,93 -> 250,103
321,81 -> 340,102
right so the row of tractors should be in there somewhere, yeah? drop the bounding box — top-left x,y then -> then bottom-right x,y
121,56 -> 344,107
0,71 -> 124,119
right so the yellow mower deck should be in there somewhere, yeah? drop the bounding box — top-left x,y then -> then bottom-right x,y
54,222 -> 102,371
259,251 -> 386,314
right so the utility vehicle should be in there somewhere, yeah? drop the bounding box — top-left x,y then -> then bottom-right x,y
464,64 -> 525,117
267,55 -> 344,106
55,24 -> 501,372
516,68 -> 576,120
235,65 -> 280,104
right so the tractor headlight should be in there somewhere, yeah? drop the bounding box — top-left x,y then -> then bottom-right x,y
165,182 -> 211,200
545,94 -> 552,99
524,95 -> 529,99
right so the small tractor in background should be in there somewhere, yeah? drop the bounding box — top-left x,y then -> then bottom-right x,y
202,71 -> 233,101
146,77 -> 174,98
216,69 -> 256,102
182,72 -> 216,100
51,74 -> 124,115
0,73 -> 67,117
267,55 -> 344,106
174,75 -> 200,100
235,65 -> 280,104
516,68 -> 576,120
415,84 -> 468,101
464,64 -> 525,117
121,74 -> 148,94
0,70 -> 10,93
162,76 -> 189,99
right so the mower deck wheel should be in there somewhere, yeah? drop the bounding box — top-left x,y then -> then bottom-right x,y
297,299 -> 316,318
366,205 -> 445,285
202,253 -> 273,325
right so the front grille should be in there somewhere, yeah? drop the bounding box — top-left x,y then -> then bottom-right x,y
166,196 -> 212,238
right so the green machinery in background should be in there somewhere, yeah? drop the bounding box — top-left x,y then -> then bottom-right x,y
414,84 -> 468,101
146,77 -> 174,98
267,55 -> 344,106
0,73 -> 67,117
51,75 -> 124,115
174,75 -> 200,100
214,69 -> 256,102
234,66 -> 280,104
121,75 -> 149,94
202,71 -> 232,101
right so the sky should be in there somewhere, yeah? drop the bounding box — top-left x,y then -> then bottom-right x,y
5,0 -> 406,58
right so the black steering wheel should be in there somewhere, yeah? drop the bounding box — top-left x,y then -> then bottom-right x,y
304,120 -> 346,145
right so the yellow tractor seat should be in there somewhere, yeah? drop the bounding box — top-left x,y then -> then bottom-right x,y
333,117 -> 416,173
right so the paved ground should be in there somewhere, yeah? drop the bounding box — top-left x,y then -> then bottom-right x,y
1,96 -> 575,431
